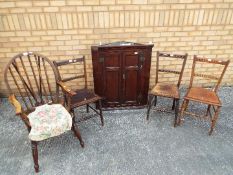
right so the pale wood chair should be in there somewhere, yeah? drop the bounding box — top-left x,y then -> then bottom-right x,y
178,55 -> 230,135
147,51 -> 188,126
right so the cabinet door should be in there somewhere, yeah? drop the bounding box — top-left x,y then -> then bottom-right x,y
100,51 -> 122,107
122,50 -> 145,106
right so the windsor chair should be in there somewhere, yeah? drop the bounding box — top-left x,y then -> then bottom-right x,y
4,52 -> 84,173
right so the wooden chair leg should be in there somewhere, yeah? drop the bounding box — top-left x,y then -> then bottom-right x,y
174,99 -> 179,127
146,94 -> 154,120
184,99 -> 189,111
206,104 -> 211,116
154,96 -> 157,107
178,99 -> 188,125
31,141 -> 39,173
172,98 -> 175,110
98,100 -> 104,126
209,106 -> 220,135
72,117 -> 84,148
70,109 -> 75,118
86,104 -> 89,113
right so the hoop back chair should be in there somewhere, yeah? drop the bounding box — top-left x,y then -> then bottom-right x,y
179,55 -> 230,135
4,52 -> 84,173
53,56 -> 104,126
147,51 -> 188,126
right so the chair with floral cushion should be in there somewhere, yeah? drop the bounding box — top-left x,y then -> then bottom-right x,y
4,52 -> 84,173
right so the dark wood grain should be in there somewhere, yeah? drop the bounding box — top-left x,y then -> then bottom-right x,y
91,42 -> 154,109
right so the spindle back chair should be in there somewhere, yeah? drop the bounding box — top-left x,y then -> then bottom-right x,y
4,52 -> 84,173
179,55 -> 230,135
147,51 -> 188,126
53,56 -> 104,126
5,52 -> 59,110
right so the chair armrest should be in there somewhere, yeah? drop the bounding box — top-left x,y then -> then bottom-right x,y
9,94 -> 22,115
57,81 -> 76,96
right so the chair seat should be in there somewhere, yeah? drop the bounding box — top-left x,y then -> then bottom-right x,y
150,83 -> 179,99
184,87 -> 221,106
28,104 -> 72,141
71,89 -> 102,108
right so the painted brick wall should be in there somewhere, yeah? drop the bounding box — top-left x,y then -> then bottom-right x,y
0,0 -> 233,96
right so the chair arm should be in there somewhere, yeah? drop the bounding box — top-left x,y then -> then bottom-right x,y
57,81 -> 76,96
9,94 -> 22,115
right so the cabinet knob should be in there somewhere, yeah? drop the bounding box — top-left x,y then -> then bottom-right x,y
134,52 -> 138,55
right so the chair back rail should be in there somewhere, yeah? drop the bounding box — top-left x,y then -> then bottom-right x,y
53,56 -> 87,89
156,51 -> 188,87
190,55 -> 230,92
4,52 -> 60,112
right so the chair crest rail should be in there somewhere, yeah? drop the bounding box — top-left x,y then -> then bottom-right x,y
194,56 -> 230,65
158,52 -> 187,59
54,57 -> 84,67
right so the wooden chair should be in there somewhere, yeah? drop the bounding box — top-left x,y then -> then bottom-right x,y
53,56 -> 104,126
4,52 -> 84,173
178,55 -> 230,135
147,51 -> 188,126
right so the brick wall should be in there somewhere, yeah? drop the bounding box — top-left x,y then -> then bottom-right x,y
0,0 -> 233,96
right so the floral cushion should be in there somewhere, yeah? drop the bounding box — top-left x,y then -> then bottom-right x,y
28,104 -> 72,141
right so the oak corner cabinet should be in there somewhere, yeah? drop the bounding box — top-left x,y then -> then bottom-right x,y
91,41 -> 154,109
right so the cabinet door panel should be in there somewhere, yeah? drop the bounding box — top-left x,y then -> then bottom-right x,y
122,52 -> 142,105
124,68 -> 138,104
105,69 -> 121,105
101,52 -> 122,107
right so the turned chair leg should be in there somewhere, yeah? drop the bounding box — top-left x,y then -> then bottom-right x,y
72,116 -> 84,148
146,94 -> 154,120
31,141 -> 39,173
86,104 -> 89,113
172,98 -> 175,110
174,99 -> 179,127
184,99 -> 189,111
178,99 -> 188,125
206,104 -> 211,116
154,96 -> 157,107
209,106 -> 220,135
98,100 -> 104,126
